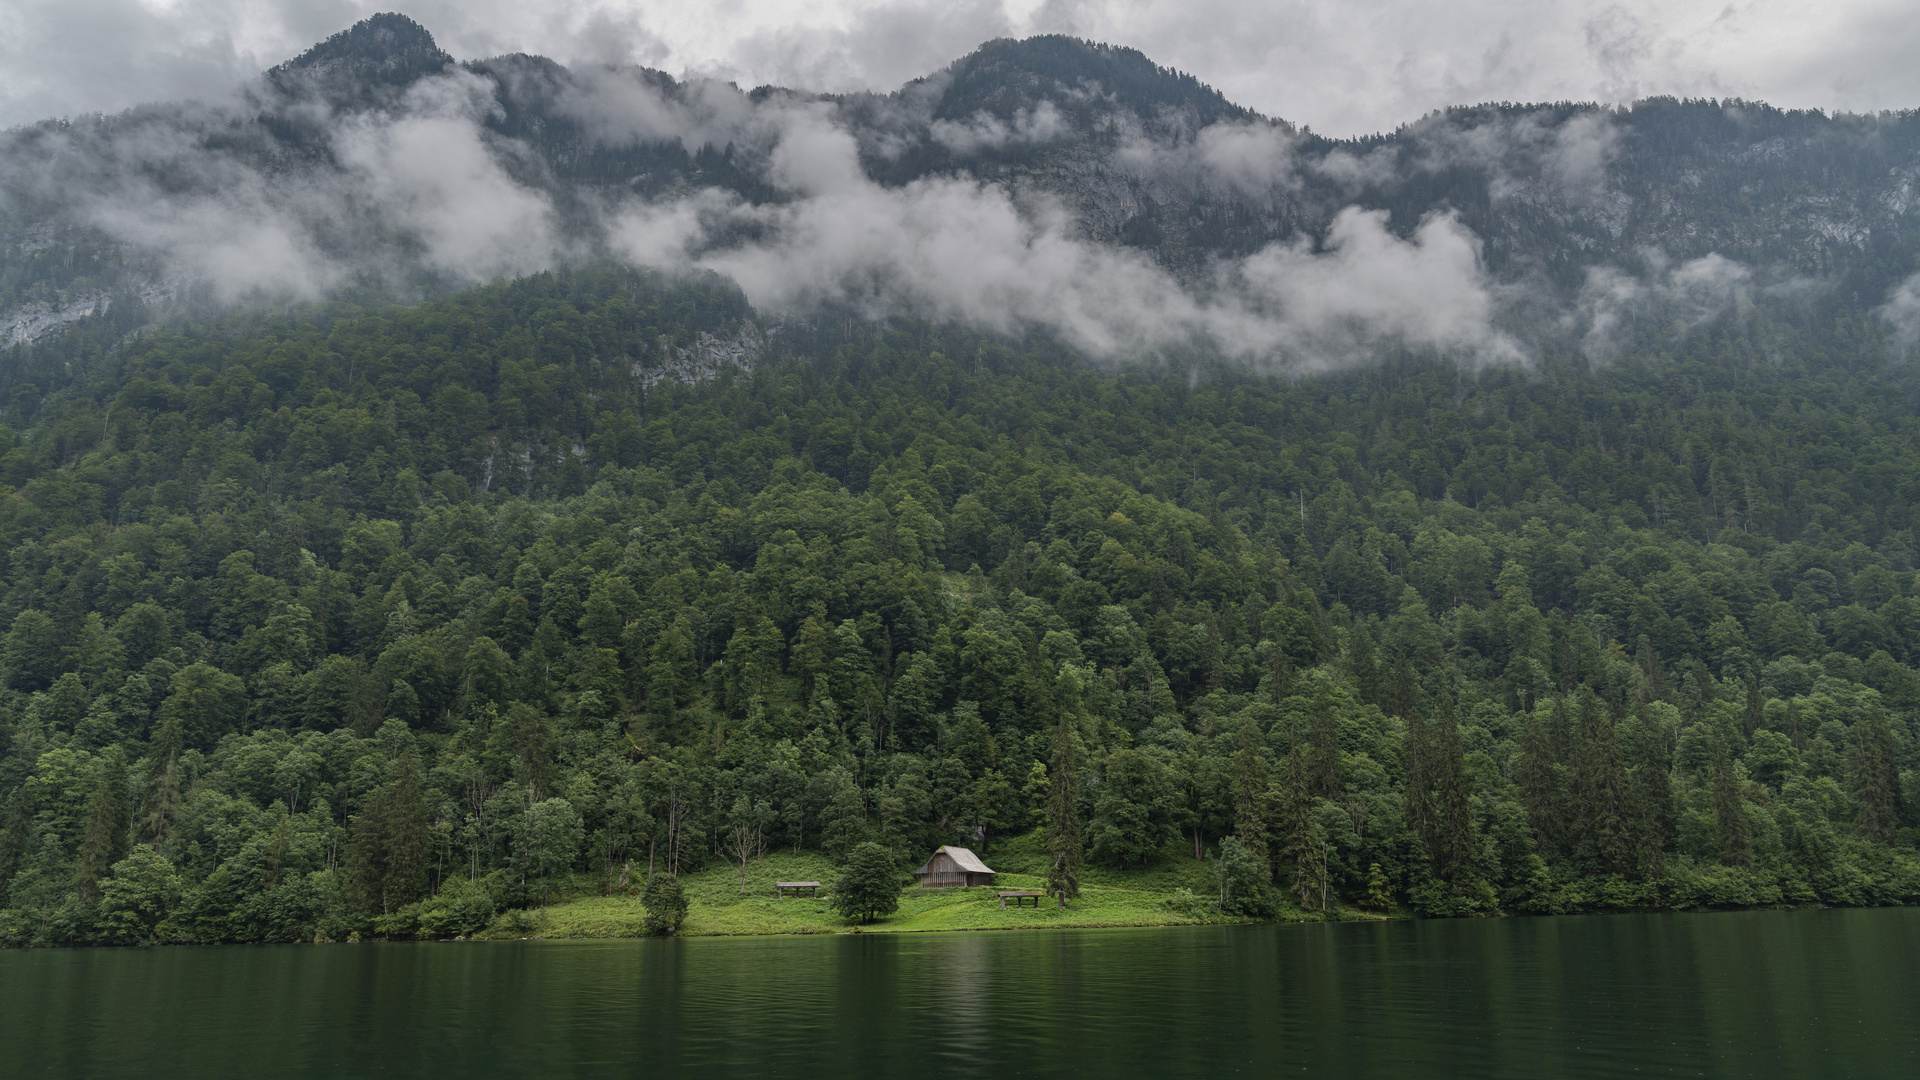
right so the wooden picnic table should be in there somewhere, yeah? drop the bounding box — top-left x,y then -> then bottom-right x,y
775,881 -> 822,899
998,890 -> 1043,909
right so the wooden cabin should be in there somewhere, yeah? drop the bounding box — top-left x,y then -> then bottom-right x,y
913,846 -> 997,888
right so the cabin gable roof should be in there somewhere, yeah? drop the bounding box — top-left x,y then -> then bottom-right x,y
912,845 -> 995,876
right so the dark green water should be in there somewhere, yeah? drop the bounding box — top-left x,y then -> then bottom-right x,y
3,908 -> 1916,1079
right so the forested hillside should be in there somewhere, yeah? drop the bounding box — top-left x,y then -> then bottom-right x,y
0,265 -> 1914,946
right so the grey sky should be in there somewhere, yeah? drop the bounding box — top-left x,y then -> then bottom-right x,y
1,0 -> 1914,136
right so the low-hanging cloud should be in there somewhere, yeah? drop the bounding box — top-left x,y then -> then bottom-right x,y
930,100 -> 1068,155
332,71 -> 562,280
0,43 -> 1530,368
1566,250 -> 1837,360
1880,272 -> 1920,355
605,107 -> 1521,366
2,69 -> 565,300
1116,119 -> 1300,197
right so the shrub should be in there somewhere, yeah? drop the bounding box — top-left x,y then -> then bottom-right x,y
1214,836 -> 1272,917
641,873 -> 688,935
832,842 -> 902,924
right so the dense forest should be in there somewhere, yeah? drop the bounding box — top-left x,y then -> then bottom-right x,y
0,264 -> 1915,946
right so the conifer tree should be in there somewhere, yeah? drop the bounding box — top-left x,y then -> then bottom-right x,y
1308,686 -> 1342,801
347,754 -> 433,914
1682,660 -> 1715,727
1635,637 -> 1668,705
1382,657 -> 1416,719
1347,629 -> 1381,707
1403,702 -> 1433,859
488,703 -> 553,801
1625,708 -> 1675,877
1849,708 -> 1903,844
1569,689 -> 1629,875
1709,730 -> 1752,868
1230,715 -> 1270,881
1515,707 -> 1563,860
1426,693 -> 1474,880
0,792 -> 29,901
141,711 -> 186,845
1044,713 -> 1083,906
1275,725 -> 1324,908
74,751 -> 131,905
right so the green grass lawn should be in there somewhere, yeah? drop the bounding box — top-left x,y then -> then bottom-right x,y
501,831 -> 1345,940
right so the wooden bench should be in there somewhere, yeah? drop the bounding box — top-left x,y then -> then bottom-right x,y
774,881 -> 822,899
998,890 -> 1043,909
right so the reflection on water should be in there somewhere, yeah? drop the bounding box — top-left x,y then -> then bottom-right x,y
2,908 -> 1916,1079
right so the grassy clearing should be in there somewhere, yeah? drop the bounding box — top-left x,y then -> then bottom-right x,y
502,831 -> 1342,940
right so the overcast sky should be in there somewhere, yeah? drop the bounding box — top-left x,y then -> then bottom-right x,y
2,0 -> 1915,136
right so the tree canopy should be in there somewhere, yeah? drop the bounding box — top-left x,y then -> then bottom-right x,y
1,266 -> 1917,946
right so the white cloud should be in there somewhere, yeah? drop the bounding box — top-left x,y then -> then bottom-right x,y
930,100 -> 1068,155
1575,251 -> 1761,358
1229,208 -> 1519,362
1192,121 -> 1298,195
607,108 -> 1521,367
331,71 -> 561,280
1879,272 -> 1920,355
4,69 -> 564,299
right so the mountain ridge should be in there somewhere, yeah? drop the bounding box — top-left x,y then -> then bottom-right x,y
0,14 -> 1917,361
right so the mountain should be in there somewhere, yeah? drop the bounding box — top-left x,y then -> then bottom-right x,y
2,14 -> 1918,360
267,12 -> 455,97
2,17 -> 1920,950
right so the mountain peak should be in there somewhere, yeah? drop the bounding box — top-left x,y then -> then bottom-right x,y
269,13 -> 452,90
933,35 -> 1255,127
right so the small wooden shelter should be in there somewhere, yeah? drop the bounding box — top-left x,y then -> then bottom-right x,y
913,845 -> 997,888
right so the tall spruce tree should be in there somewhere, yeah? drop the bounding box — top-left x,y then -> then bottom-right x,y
346,753 -> 433,914
1625,708 -> 1675,877
1683,660 -> 1715,727
1347,629 -> 1381,707
1403,702 -> 1434,862
1569,689 -> 1629,875
1635,637 -> 1669,705
1709,730 -> 1753,868
1426,694 -> 1475,880
1044,713 -> 1083,906
1276,717 -> 1324,908
1308,686 -> 1342,801
1231,714 -> 1270,882
1515,707 -> 1563,860
1382,657 -> 1416,720
73,751 -> 131,905
141,712 -> 186,846
1849,708 -> 1903,844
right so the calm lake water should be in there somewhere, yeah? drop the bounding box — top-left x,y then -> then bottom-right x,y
3,908 -> 1916,1079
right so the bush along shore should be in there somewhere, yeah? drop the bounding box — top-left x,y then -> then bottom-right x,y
3,269 -> 1920,948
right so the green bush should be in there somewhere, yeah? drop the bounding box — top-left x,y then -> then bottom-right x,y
488,907 -> 550,937
96,848 -> 182,945
1214,837 -> 1272,917
832,842 -> 902,924
640,874 -> 688,935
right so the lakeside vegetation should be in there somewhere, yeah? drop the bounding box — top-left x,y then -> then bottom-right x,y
505,835 -> 1236,940
1,266 -> 1917,948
